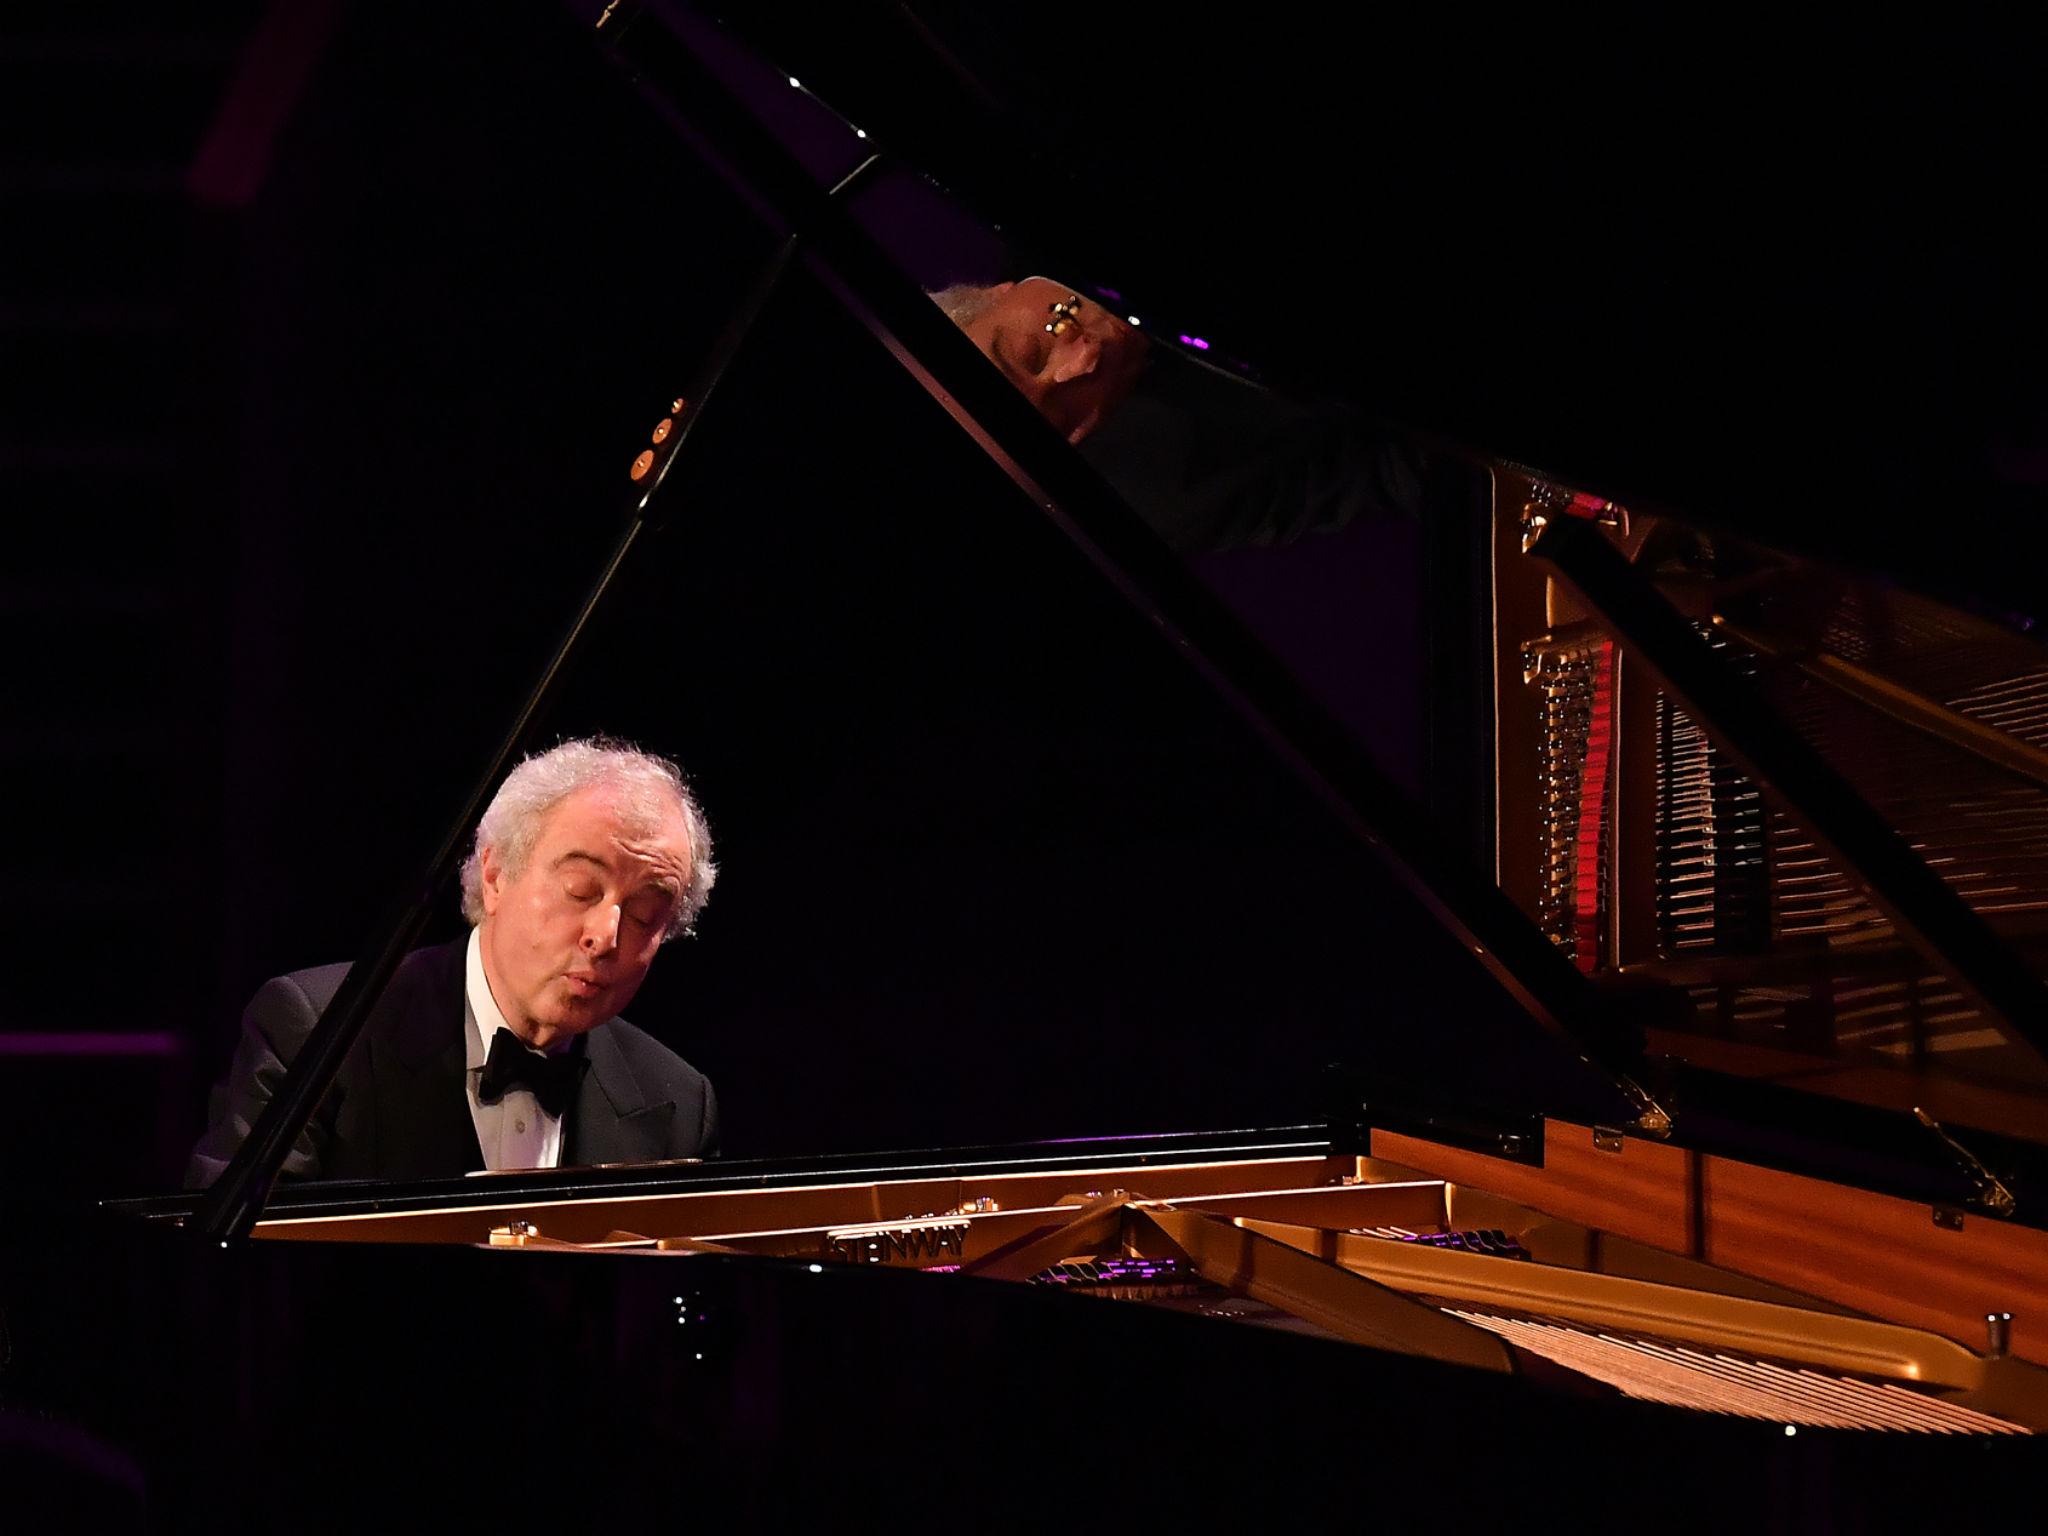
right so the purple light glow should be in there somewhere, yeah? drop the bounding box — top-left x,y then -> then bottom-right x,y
1094,285 -> 1123,301
1178,335 -> 1211,350
0,1031 -> 186,1057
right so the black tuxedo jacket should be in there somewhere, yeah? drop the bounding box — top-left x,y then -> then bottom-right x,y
186,937 -> 717,1188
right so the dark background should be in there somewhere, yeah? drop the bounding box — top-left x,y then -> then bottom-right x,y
7,3 -> 2041,1198
5,2 -> 1554,1197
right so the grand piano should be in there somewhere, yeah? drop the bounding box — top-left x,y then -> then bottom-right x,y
8,3 -> 2048,1525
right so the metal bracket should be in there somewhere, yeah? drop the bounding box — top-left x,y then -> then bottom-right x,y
1915,1107 -> 2017,1219
1987,1311 -> 2014,1358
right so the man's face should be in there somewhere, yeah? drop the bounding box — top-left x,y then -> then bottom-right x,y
477,782 -> 692,1048
959,277 -> 1149,444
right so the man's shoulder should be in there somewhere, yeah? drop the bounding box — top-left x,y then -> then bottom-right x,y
266,958 -> 351,1013
259,939 -> 467,1024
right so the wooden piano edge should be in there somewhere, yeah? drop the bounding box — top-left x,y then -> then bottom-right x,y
1370,1118 -> 2048,1369
182,1124 -> 2048,1430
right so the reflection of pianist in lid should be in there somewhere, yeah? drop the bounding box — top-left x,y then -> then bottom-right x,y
933,276 -> 1149,447
936,274 -> 1485,557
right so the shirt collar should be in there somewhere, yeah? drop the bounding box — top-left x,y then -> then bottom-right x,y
466,925 -> 577,1064
463,926 -> 505,1072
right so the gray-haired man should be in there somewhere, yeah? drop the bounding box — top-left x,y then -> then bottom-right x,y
187,738 -> 719,1187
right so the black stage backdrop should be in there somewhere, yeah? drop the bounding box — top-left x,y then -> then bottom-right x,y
6,4 -> 1555,1195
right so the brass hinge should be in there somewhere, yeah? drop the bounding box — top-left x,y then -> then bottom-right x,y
1915,1107 -> 2017,1219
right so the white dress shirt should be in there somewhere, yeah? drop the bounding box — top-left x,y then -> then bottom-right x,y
464,926 -> 566,1172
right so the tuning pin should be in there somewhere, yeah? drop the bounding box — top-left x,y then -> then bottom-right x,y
1988,1312 -> 2014,1358
652,417 -> 674,444
630,449 -> 656,482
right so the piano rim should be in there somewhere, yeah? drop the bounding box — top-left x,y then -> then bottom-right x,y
104,1124 -> 1337,1225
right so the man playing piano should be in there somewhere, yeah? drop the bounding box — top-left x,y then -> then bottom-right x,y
187,738 -> 720,1186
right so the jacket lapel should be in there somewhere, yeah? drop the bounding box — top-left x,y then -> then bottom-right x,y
373,939 -> 486,1179
565,1023 -> 675,1166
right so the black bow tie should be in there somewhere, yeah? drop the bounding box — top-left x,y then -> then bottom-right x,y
477,1027 -> 588,1119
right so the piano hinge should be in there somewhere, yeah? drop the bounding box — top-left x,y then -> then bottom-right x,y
1336,1069 -> 1544,1166
1592,1126 -> 1626,1154
1614,1071 -> 1674,1141
1914,1107 -> 2017,1220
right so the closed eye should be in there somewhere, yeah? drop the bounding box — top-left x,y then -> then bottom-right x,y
624,893 -> 673,929
995,327 -> 1049,379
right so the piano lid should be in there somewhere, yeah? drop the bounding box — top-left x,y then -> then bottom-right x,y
701,2 -> 2048,624
581,3 -> 2048,1199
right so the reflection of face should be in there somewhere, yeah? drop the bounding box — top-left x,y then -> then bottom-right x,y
959,277 -> 1149,443
478,783 -> 692,1050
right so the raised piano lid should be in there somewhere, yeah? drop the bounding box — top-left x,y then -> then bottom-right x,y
697,2 -> 2048,620
578,3 -> 2048,1213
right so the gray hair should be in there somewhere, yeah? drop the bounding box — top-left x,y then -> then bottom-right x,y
458,737 -> 717,940
929,282 -> 998,330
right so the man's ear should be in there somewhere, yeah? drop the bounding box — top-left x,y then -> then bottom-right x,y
478,845 -> 505,918
1049,347 -> 1100,386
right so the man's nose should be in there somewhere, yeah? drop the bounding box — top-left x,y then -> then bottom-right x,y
1049,333 -> 1101,384
583,903 -> 621,955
